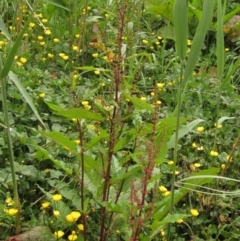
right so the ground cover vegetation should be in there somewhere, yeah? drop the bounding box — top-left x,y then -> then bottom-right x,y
0,0 -> 240,240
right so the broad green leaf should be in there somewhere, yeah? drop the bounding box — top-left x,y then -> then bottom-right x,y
57,108 -> 103,121
45,102 -> 64,112
8,71 -> 46,128
40,131 -> 77,152
129,96 -> 153,111
0,20 -> 29,78
34,145 -> 72,174
168,119 -> 205,148
0,18 -> 10,40
46,102 -> 103,121
85,130 -> 109,150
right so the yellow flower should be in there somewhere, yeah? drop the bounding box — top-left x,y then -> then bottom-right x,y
42,57 -> 46,62
78,224 -> 84,231
20,57 -> 27,64
157,83 -> 165,88
176,219 -> 184,224
39,93 -> 46,98
142,39 -> 148,44
159,185 -> 167,193
214,123 -> 222,129
75,34 -> 80,38
54,230 -> 64,238
72,45 -> 79,51
59,53 -> 65,57
197,146 -> 204,151
105,13 -> 109,18
140,97 -> 146,101
163,191 -> 171,196
74,140 -> 80,144
196,126 -> 204,133
53,38 -> 60,43
41,201 -> 50,209
190,209 -> 199,217
192,142 -> 197,148
84,105 -> 91,110
81,101 -> 89,106
53,210 -> 60,217
94,70 -> 100,75
187,39 -> 192,46
37,36 -> 44,40
44,29 -> 51,35
168,160 -> 174,165
156,100 -> 161,105
66,211 -> 81,222
221,164 -> 226,170
48,53 -> 54,58
68,231 -> 77,241
5,197 -> 14,205
92,53 -> 99,58
6,208 -> 18,216
37,13 -> 43,18
29,23 -> 35,28
42,19 -> 48,23
194,163 -> 201,168
62,55 -> 69,60
52,194 -> 62,202
66,214 -> 75,223
39,41 -> 46,46
210,151 -> 218,157
71,211 -> 81,220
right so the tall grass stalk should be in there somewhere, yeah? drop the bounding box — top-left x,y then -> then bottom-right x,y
0,76 -> 21,234
168,0 -> 214,239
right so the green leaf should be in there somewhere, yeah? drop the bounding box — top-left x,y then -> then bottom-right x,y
8,71 -> 46,128
149,214 -> 190,238
43,0 -> 70,11
45,102 -> 64,112
34,145 -> 72,174
0,20 -> 29,78
57,108 -> 103,121
46,102 -> 103,121
153,168 -> 220,221
40,131 -> 77,152
0,18 -> 10,40
216,0 -> 225,79
129,96 -> 153,111
155,117 -> 188,164
85,130 -> 109,150
217,116 -> 236,125
173,0 -> 188,60
168,119 -> 205,148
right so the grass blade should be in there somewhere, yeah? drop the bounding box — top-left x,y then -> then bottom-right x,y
8,71 -> 46,128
